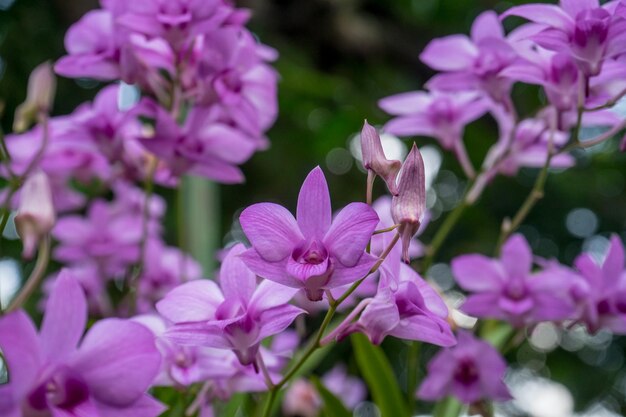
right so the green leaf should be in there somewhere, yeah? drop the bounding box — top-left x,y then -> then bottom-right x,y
311,376 -> 352,417
479,320 -> 514,350
351,333 -> 409,417
433,397 -> 463,417
219,393 -> 246,417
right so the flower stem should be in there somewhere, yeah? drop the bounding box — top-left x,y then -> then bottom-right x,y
373,224 -> 400,235
422,200 -> 468,272
366,170 -> 374,206
495,108 -> 558,251
126,159 -> 158,313
406,340 -> 421,411
5,236 -> 50,313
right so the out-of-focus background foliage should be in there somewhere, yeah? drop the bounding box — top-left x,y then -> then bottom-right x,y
1,0 -> 625,415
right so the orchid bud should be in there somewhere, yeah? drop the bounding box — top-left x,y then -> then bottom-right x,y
282,379 -> 321,417
14,61 -> 56,133
360,120 -> 401,195
15,172 -> 56,259
392,143 -> 425,262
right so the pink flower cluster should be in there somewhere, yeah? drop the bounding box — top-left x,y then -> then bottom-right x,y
380,0 -> 626,184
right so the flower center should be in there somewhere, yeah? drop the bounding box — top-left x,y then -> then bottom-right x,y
504,280 -> 527,301
454,358 -> 479,385
574,8 -> 610,48
26,367 -> 89,413
293,240 -> 328,265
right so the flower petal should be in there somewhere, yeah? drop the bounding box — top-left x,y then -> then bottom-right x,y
73,319 -> 161,406
460,293 -> 506,319
220,244 -> 256,304
95,394 -> 165,417
259,305 -> 305,339
240,203 -> 302,262
471,11 -> 504,42
359,291 -> 400,344
500,234 -> 533,278
40,270 -> 87,361
0,311 -> 41,396
383,115 -> 436,137
156,280 -> 224,323
560,0 -> 599,17
389,315 -> 456,347
164,323 -> 231,348
249,279 -> 299,312
451,255 -> 505,292
296,167 -> 332,240
602,235 -> 624,287
378,92 -> 432,115
324,203 -> 379,267
240,250 -> 299,288
420,35 -> 478,71
501,4 -> 573,31
330,253 -> 378,288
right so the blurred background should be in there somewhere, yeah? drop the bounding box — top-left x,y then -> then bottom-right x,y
1,0 -> 626,416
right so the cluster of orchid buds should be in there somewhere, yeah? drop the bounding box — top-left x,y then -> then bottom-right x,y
1,1 -> 626,417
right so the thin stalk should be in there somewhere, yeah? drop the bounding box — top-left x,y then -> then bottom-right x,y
5,236 -> 50,313
126,159 -> 158,312
257,352 -> 275,390
495,108 -> 559,251
319,298 -> 372,346
373,224 -> 399,235
584,87 -> 626,111
366,170 -> 374,206
421,200 -> 468,272
406,341 -> 421,411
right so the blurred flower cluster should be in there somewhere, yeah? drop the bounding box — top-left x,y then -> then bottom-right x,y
2,1 -> 626,417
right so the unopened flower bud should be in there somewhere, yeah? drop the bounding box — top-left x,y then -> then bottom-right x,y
15,171 -> 56,259
392,143 -> 425,262
14,61 -> 56,133
282,379 -> 321,417
361,120 -> 401,195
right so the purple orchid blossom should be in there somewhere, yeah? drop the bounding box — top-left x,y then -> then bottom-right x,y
321,364 -> 367,410
135,99 -> 257,183
571,235 -> 626,334
136,239 -> 203,314
417,330 -> 512,404
502,0 -> 626,76
332,238 -> 455,347
420,11 -> 521,104
0,271 -> 163,417
41,264 -> 112,317
452,234 -> 575,327
131,315 -> 235,388
157,244 -> 304,366
379,90 -> 489,178
482,117 -> 574,182
190,28 -> 279,145
54,9 -> 121,81
114,0 -> 239,49
501,47 -> 581,111
52,199 -> 143,278
239,166 -> 380,301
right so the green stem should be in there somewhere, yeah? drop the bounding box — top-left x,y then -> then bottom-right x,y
5,236 -> 50,313
421,200 -> 468,272
406,341 -> 421,411
495,108 -> 560,252
126,160 -> 157,312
